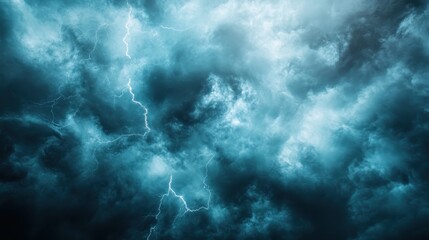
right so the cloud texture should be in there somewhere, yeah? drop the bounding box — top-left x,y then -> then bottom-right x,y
1,0 -> 429,239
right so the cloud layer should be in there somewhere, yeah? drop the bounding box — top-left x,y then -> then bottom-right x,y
1,0 -> 429,239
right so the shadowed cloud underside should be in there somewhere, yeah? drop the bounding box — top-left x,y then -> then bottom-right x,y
1,0 -> 429,239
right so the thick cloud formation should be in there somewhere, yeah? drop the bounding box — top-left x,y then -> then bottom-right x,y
1,0 -> 429,239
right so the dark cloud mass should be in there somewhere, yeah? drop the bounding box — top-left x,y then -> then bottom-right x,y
1,0 -> 429,239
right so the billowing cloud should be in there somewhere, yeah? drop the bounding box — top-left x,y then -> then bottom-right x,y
1,0 -> 428,239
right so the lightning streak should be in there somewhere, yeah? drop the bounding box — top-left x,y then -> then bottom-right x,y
83,1 -> 150,152
120,3 -> 210,238
86,23 -> 109,60
33,82 -> 80,129
119,2 -> 150,138
127,79 -> 150,134
146,156 -> 214,240
122,4 -> 132,59
113,87 -> 126,107
159,24 -> 192,32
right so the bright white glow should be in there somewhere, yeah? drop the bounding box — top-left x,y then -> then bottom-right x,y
122,4 -> 132,59
127,79 -> 150,135
147,156 -> 214,239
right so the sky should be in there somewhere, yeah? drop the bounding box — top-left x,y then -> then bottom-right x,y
1,0 -> 429,239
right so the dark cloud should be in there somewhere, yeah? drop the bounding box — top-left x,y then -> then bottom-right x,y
1,0 -> 429,239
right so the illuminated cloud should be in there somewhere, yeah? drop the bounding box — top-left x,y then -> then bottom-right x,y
1,0 -> 428,239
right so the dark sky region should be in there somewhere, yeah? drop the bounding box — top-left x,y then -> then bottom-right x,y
1,0 -> 429,239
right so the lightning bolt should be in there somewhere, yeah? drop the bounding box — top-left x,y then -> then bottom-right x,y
122,2 -> 150,135
159,24 -> 193,32
33,79 -> 81,129
34,94 -> 62,125
146,155 -> 214,240
86,23 -> 109,61
127,79 -> 150,134
122,3 -> 132,59
86,2 -> 150,149
103,1 -> 150,141
113,87 -> 127,107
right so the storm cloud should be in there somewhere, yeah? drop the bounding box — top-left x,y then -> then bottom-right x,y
1,0 -> 429,239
